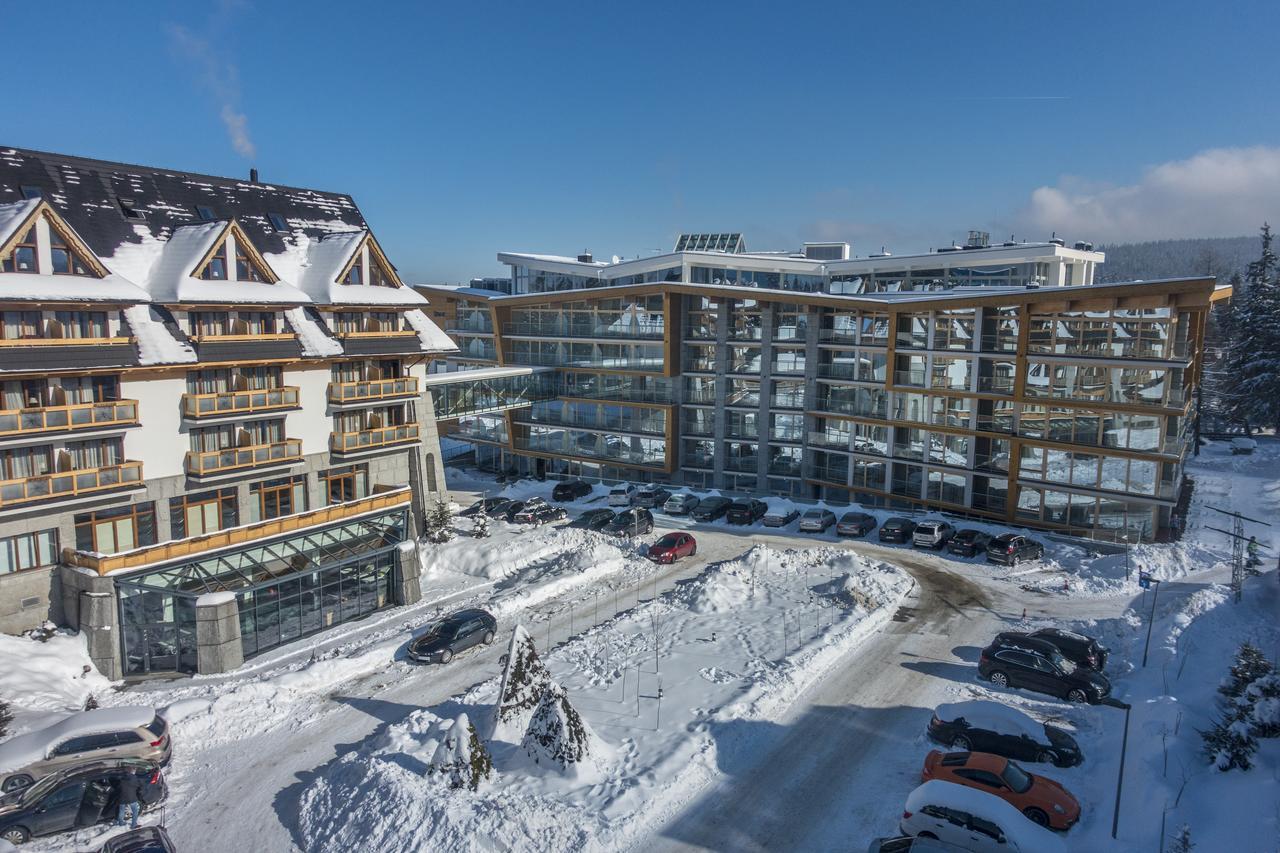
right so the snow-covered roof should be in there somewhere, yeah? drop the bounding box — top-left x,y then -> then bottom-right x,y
144,222 -> 308,304
0,706 -> 158,774
934,700 -> 1045,740
906,780 -> 1066,853
123,305 -> 197,365
0,197 -> 38,248
404,308 -> 458,352
288,231 -> 427,307
0,271 -> 151,303
285,306 -> 343,357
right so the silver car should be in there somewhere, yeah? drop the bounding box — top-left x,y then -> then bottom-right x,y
663,493 -> 700,515
0,706 -> 171,794
798,508 -> 836,532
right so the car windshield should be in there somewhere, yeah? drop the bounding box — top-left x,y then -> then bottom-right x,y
803,510 -> 823,518
432,621 -> 460,638
1001,760 -> 1033,793
656,534 -> 680,547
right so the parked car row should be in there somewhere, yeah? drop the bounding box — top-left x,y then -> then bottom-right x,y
0,707 -> 175,847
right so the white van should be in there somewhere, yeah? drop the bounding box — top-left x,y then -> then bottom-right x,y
900,780 -> 1065,853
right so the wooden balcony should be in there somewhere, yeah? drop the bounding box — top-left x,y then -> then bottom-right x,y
0,400 -> 139,438
66,487 -> 411,575
187,332 -> 297,343
181,387 -> 300,419
335,329 -> 418,340
0,461 -> 143,509
328,377 -> 419,404
0,336 -> 133,348
185,439 -> 303,477
330,423 -> 420,454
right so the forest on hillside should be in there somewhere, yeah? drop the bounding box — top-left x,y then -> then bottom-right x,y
1096,235 -> 1259,283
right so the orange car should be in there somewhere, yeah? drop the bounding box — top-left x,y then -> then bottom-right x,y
921,749 -> 1081,830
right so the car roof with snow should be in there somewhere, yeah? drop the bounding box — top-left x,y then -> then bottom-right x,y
0,706 -> 158,774
906,780 -> 1066,853
934,700 -> 1045,740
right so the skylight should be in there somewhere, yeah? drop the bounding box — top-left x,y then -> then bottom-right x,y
195,205 -> 216,221
268,212 -> 288,232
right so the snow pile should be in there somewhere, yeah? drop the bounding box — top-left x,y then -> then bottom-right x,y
0,630 -> 113,733
427,713 -> 494,790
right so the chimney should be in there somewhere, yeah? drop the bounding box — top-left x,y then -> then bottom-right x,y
249,168 -> 259,184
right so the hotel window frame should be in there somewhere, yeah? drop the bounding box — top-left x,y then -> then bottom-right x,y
321,465 -> 368,505
170,488 -> 238,539
2,227 -> 38,274
74,503 -> 157,554
0,528 -> 58,575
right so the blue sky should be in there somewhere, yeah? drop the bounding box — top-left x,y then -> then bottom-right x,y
6,0 -> 1279,282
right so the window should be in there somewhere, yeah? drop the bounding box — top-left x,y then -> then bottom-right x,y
199,241 -> 228,280
19,185 -> 41,199
74,503 -> 157,554
0,310 -> 41,340
233,242 -> 270,282
368,252 -> 396,288
49,229 -> 94,276
343,254 -> 364,285
268,212 -> 288,232
0,529 -> 58,575
170,489 -> 238,539
2,227 -> 37,273
53,311 -> 108,339
321,465 -> 368,505
195,205 -> 216,221
251,475 -> 307,521
118,197 -> 147,221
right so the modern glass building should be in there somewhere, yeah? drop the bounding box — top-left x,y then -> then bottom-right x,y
425,234 -> 1229,543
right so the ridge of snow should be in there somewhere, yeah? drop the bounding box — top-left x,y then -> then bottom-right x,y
404,308 -> 458,352
122,305 -> 197,365
285,306 -> 343,357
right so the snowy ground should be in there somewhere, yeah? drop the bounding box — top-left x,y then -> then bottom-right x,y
0,439 -> 1276,851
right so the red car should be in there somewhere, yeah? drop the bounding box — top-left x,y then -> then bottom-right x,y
647,532 -> 696,563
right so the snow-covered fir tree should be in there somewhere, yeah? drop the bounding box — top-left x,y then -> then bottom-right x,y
1219,642 -> 1273,699
1201,711 -> 1258,771
489,625 -> 556,743
472,511 -> 489,539
521,683 -> 600,771
1221,224 -> 1280,432
0,699 -> 11,738
424,499 -> 454,544
1167,824 -> 1194,853
1243,673 -> 1280,738
427,713 -> 493,790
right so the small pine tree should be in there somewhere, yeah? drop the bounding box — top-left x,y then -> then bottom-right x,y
424,499 -> 454,544
1221,224 -> 1280,432
0,698 -> 11,738
1220,642 -> 1273,699
1244,673 -> 1280,738
1167,824 -> 1193,853
1200,712 -> 1258,771
472,511 -> 490,539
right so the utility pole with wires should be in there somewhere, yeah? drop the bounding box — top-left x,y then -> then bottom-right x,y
1205,505 -> 1272,603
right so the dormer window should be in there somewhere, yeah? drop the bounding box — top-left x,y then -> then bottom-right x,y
200,243 -> 228,280
1,228 -> 37,273
235,243 -> 265,282
50,230 -> 93,276
195,205 -> 216,222
343,257 -> 364,285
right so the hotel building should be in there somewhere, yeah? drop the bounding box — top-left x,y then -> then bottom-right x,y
421,232 -> 1228,546
0,147 -> 461,678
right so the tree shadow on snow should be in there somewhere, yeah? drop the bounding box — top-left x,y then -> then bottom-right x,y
899,657 -> 980,685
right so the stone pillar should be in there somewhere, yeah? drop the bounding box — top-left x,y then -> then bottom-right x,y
394,541 -> 423,607
56,566 -> 123,681
195,594 -> 243,675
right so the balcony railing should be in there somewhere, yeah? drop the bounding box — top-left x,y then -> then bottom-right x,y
503,320 -> 664,340
723,456 -> 759,473
186,439 -> 303,476
893,370 -> 927,387
519,410 -> 666,436
808,430 -> 851,449
768,460 -> 803,477
816,363 -> 862,382
335,329 -> 418,339
188,332 -> 296,343
818,328 -> 858,344
331,424 -> 421,453
182,387 -> 300,419
0,400 -> 138,437
328,377 -> 420,404
0,336 -> 132,348
0,461 -> 143,508
770,395 -> 807,410
976,376 -> 1016,395
806,462 -> 850,485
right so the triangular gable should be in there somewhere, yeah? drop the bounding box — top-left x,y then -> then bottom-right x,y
190,219 -> 280,284
0,199 -> 110,278
336,232 -> 405,289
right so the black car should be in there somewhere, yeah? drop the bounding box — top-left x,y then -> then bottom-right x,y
979,635 -> 1111,704
604,508 -> 654,536
1022,627 -> 1109,671
408,608 -> 497,664
986,533 -> 1045,566
633,487 -> 672,509
460,497 -> 509,517
483,499 -> 518,520
726,499 -> 767,526
878,517 -> 917,543
926,702 -> 1082,767
690,496 -> 732,522
512,498 -> 567,525
569,508 -> 615,531
835,511 -> 876,537
947,529 -> 992,557
100,825 -> 178,853
551,479 -> 593,502
0,760 -> 166,846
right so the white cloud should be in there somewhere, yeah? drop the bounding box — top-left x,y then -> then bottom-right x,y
169,19 -> 256,160
1018,146 -> 1280,242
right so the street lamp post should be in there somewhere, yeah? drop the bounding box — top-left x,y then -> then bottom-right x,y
1140,572 -> 1162,668
1111,700 -> 1133,840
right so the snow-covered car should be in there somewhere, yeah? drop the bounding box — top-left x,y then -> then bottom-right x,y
912,521 -> 955,549
761,507 -> 800,528
551,479 -> 592,502
900,780 -> 1066,853
0,707 -> 170,795
512,499 -> 567,525
633,487 -> 672,509
0,759 -> 166,847
798,508 -> 836,533
690,496 -> 731,521
921,750 -> 1080,829
607,484 -> 637,506
569,508 -> 615,531
460,497 -> 508,517
663,493 -> 700,515
407,609 -> 497,664
1231,436 -> 1257,455
836,511 -> 876,537
927,701 -> 1081,767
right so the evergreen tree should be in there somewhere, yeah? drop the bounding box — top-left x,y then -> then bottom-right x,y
424,500 -> 454,544
472,511 -> 490,539
1221,224 -> 1280,432
0,698 -> 11,738
1220,642 -> 1273,699
1167,824 -> 1194,853
1200,711 -> 1257,771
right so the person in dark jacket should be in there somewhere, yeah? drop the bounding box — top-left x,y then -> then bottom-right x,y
115,774 -> 144,829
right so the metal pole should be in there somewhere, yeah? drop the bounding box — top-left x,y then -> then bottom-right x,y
1112,702 -> 1131,840
1143,580 -> 1161,667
